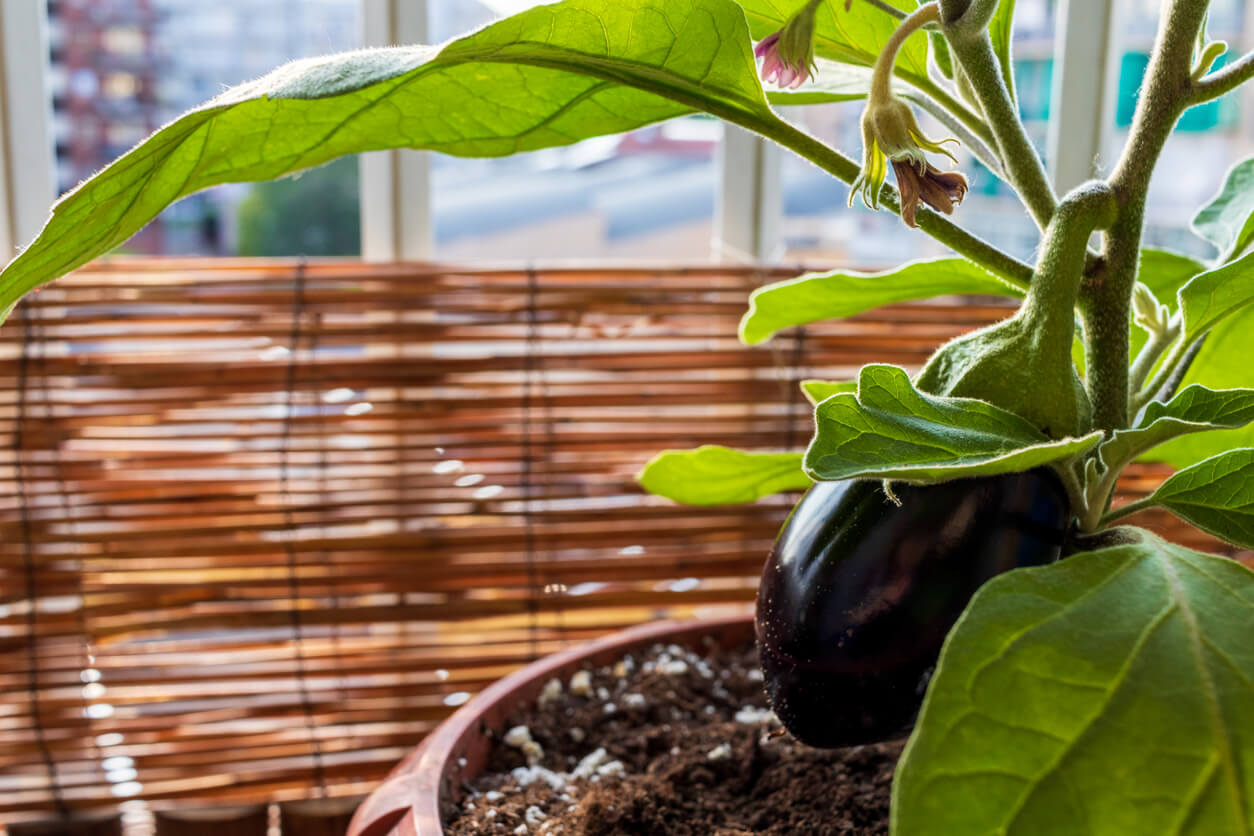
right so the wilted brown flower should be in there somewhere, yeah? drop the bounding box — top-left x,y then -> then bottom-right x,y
892,160 -> 968,228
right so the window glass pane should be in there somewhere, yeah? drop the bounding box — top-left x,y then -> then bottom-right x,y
46,0 -> 362,256
1122,0 -> 1248,258
780,0 -> 1057,266
429,0 -> 720,261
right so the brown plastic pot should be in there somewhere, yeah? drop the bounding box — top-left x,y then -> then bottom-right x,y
347,614 -> 754,836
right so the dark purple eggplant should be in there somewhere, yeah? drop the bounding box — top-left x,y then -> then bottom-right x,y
755,469 -> 1069,748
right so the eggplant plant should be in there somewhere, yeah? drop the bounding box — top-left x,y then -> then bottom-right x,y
3,0 -> 1254,832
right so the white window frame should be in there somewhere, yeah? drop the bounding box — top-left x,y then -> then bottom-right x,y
0,0 -> 55,259
0,2 -> 1128,265
359,0 -> 433,262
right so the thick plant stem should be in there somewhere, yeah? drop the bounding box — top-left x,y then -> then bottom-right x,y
1192,50 -> 1254,103
944,30 -> 1056,230
1023,182 -> 1117,348
766,119 -> 1033,288
1083,0 -> 1212,432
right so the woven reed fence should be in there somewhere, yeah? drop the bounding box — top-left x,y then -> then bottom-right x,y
0,258 -> 1235,834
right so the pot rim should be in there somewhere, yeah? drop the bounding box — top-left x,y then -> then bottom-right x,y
349,613 -> 754,836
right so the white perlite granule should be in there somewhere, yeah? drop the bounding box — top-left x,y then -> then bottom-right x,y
569,670 -> 592,696
707,743 -> 732,761
734,706 -> 779,726
537,678 -> 563,708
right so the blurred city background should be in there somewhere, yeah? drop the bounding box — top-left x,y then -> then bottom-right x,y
45,0 -> 1254,265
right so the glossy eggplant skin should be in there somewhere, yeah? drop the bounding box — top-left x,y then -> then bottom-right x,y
755,469 -> 1069,748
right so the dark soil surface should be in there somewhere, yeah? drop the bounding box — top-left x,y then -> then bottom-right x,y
443,638 -> 904,835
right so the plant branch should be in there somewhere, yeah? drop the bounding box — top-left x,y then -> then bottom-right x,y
1192,49 -> 1254,103
1128,320 -> 1180,396
1099,495 -> 1158,528
944,28 -> 1056,230
937,0 -> 997,30
1081,0 -> 1212,431
765,118 -> 1033,287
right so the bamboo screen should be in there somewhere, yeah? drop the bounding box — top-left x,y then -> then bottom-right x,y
0,259 -> 1234,833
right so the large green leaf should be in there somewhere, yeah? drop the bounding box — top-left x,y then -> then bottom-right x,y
0,0 -> 781,312
1178,249 -> 1254,344
739,257 -> 1020,345
893,532 -> 1254,835
800,378 -> 857,405
989,0 -> 1017,102
638,445 -> 810,504
804,364 -> 1102,483
1149,448 -> 1254,548
1193,156 -> 1254,262
735,0 -> 930,85
1100,385 -> 1254,470
1150,309 -> 1254,468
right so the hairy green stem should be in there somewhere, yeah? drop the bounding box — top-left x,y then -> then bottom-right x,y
871,5 -> 941,102
1099,495 -> 1158,528
937,0 -> 996,30
1133,332 -> 1191,413
1024,182 -> 1117,345
1084,0 -> 1212,431
1192,49 -> 1254,103
944,29 -> 1056,230
1128,321 -> 1180,396
766,118 -> 1033,287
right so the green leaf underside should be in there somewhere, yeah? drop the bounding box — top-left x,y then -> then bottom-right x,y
1100,385 -> 1254,471
1151,449 -> 1254,549
735,0 -> 929,86
804,365 -> 1102,483
1150,310 -> 1254,468
0,0 -> 783,312
800,379 -> 857,405
893,534 -> 1254,835
989,0 -> 1017,102
740,258 -> 1020,345
1193,156 -> 1254,261
1178,249 -> 1254,344
638,446 -> 810,504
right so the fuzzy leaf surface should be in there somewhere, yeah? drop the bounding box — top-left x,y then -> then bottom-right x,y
1178,249 -> 1254,343
1149,448 -> 1254,548
1193,155 -> 1254,261
1101,385 -> 1254,469
804,365 -> 1102,483
0,0 -> 778,311
638,446 -> 810,504
739,258 -> 1019,345
893,533 -> 1254,835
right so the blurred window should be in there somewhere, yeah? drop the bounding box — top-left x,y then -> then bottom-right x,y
428,0 -> 721,261
46,0 -> 362,257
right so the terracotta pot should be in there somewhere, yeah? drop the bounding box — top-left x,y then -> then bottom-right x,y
347,615 -> 754,836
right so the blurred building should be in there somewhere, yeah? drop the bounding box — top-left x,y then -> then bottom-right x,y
47,0 -> 165,251
46,0 -> 360,255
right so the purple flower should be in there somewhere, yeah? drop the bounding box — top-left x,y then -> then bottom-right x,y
755,33 -> 810,90
754,0 -> 821,90
892,160 -> 969,228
